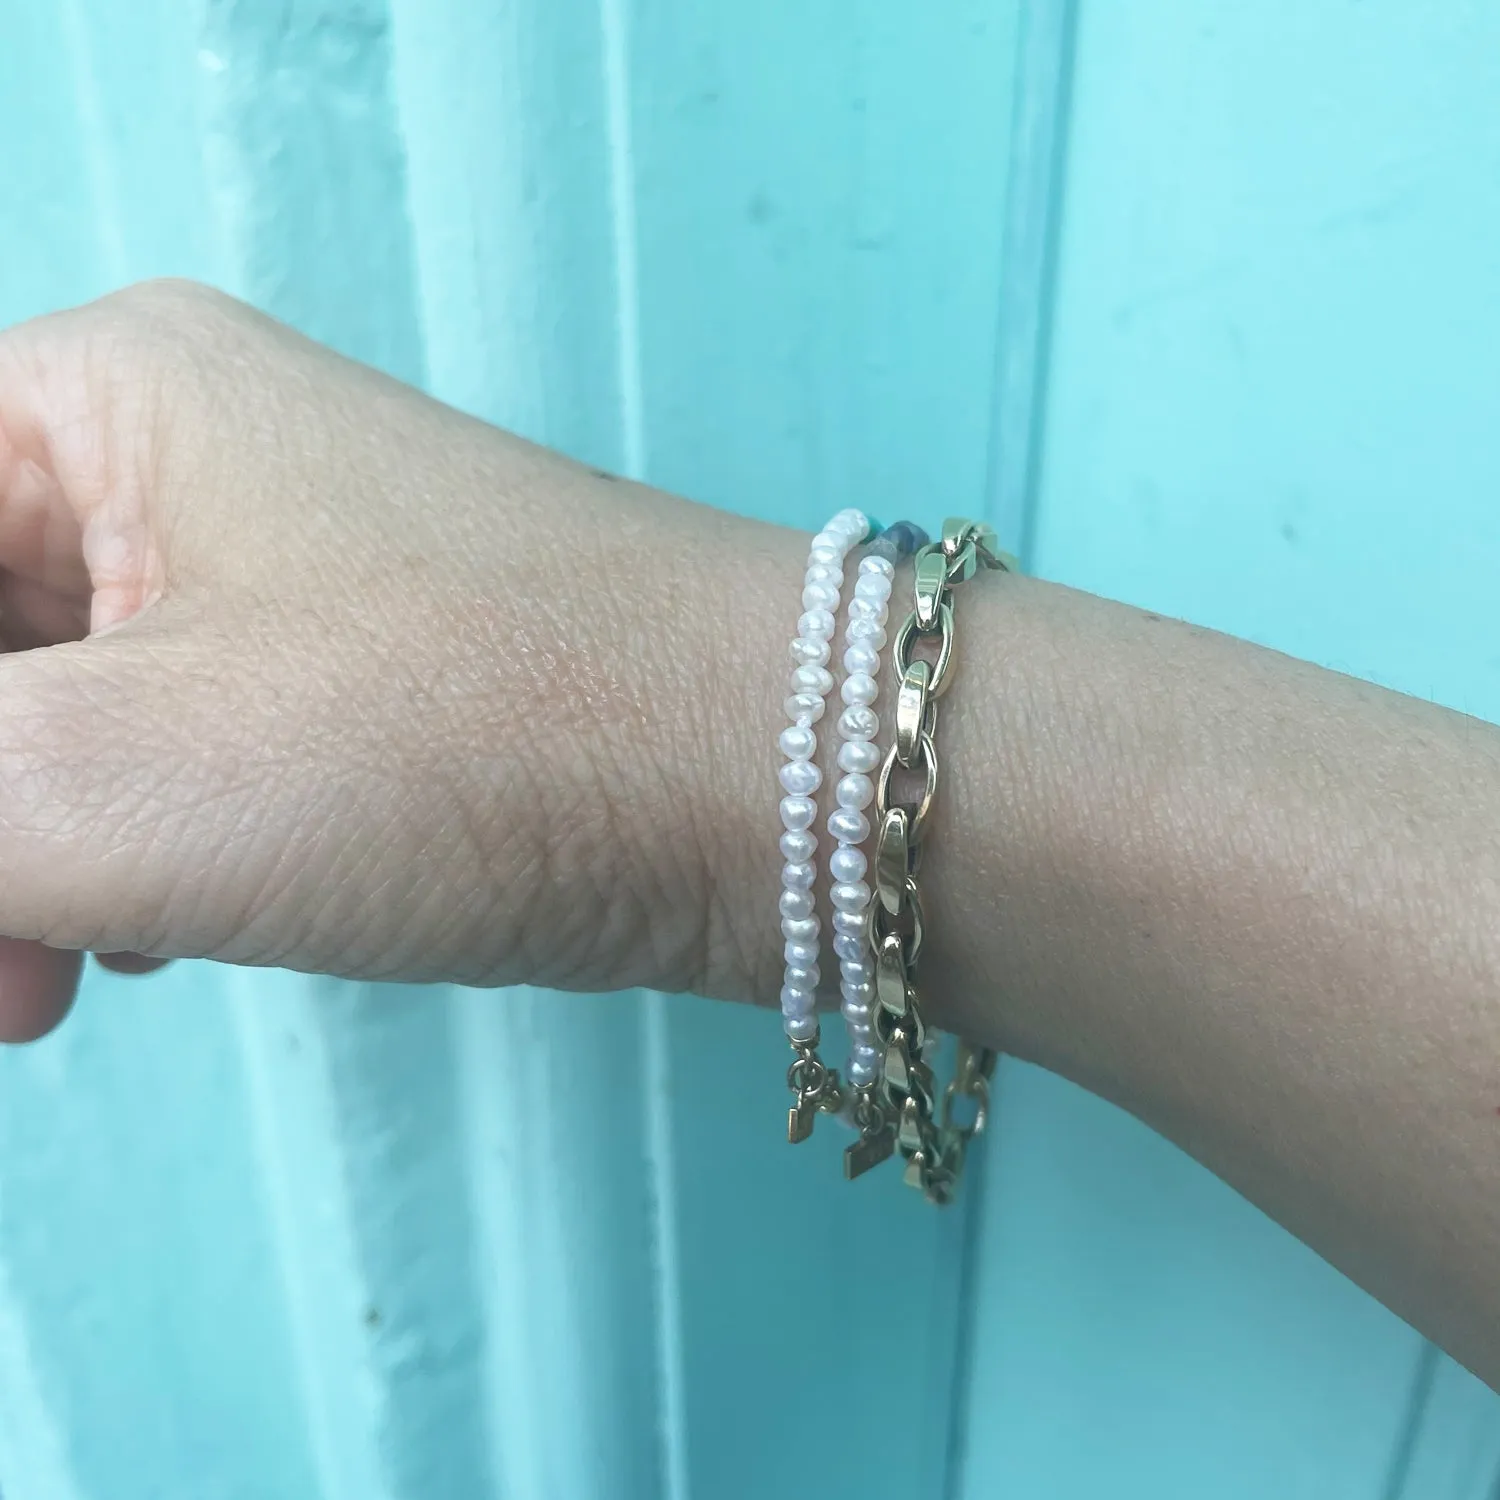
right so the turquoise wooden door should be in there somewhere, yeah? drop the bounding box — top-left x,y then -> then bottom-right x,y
2,1 -> 1499,1496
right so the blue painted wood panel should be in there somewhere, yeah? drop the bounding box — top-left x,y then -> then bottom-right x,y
1,1 -> 1498,1496
962,4 -> 1500,1496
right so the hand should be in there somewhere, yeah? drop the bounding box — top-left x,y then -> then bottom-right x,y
0,280 -> 793,1040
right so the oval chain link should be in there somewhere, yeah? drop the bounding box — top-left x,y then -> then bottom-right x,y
869,519 -> 1014,1204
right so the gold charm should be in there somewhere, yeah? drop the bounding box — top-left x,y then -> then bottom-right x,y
785,1045 -> 841,1144
843,1128 -> 894,1179
842,1087 -> 894,1179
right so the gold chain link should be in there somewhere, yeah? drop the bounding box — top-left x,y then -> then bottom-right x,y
860,518 -> 1016,1204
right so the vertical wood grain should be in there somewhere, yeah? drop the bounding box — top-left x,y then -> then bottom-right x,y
1,4 -> 329,1496
6,0 -> 1498,1494
199,0 -> 424,382
1388,1353 -> 1500,1500
231,977 -> 400,1500
385,0 -> 626,458
386,6 -> 675,1497
624,0 -> 1021,531
983,0 -> 1075,560
0,10 -> 115,1491
963,1067 -> 1424,1498
621,4 -> 1022,1496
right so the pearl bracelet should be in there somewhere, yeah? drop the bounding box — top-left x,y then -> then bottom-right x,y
827,523 -> 929,1091
775,510 -> 1016,1204
778,509 -> 872,1145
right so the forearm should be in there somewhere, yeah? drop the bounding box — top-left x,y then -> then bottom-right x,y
679,510 -> 1500,1386
6,281 -> 1494,1385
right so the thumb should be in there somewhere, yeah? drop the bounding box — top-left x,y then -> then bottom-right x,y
0,599 -> 235,970
0,281 -> 252,1039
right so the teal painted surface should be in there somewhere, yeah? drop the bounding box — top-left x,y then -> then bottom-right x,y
1,2 -> 1497,1497
963,5 -> 1500,1497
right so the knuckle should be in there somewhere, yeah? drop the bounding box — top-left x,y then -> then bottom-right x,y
1,281 -> 248,408
87,281 -> 252,402
101,277 -> 241,334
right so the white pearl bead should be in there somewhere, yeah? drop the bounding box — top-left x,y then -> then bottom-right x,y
789,635 -> 831,667
784,692 -> 825,724
838,705 -> 878,741
841,957 -> 874,985
779,888 -> 814,921
837,740 -> 881,774
835,773 -> 874,810
789,664 -> 834,696
798,608 -> 836,640
780,795 -> 817,831
779,724 -> 816,760
830,881 -> 872,914
780,984 -> 816,1017
828,808 -> 870,844
778,760 -> 821,796
781,508 -> 894,1075
780,829 -> 816,863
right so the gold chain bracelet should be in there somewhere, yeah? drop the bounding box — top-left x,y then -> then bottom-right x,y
851,518 -> 1017,1204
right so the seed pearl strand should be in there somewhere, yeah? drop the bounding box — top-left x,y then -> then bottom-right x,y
777,507 -> 871,1042
826,528 -> 912,1087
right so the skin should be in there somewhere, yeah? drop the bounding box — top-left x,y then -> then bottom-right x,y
0,281 -> 1497,1387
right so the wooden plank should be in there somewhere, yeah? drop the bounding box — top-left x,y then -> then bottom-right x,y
385,4 -> 676,1495
961,1067 -> 1424,1497
622,4 -> 1023,1496
0,0 -> 111,324
985,0 -> 1076,557
0,5 -> 332,1496
229,976 -> 403,1500
198,0 -> 424,382
0,962 -> 326,1499
58,0 -> 217,287
625,0 -> 1022,529
386,0 -> 630,462
445,986 -> 671,1499
1391,1351 -> 1500,1500
962,1 -> 1500,1493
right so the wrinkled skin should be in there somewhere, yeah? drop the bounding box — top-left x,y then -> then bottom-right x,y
0,280 -> 794,1038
